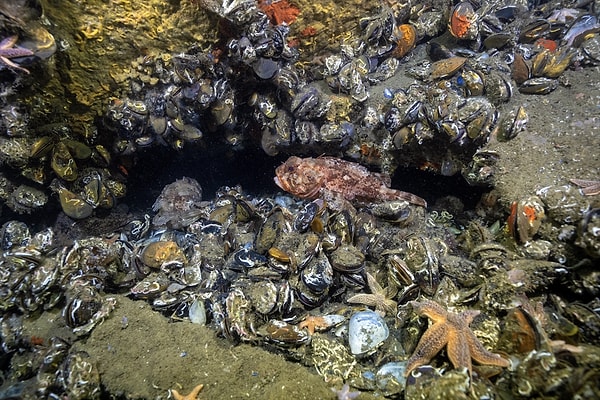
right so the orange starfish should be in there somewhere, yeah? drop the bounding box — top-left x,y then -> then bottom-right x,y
171,384 -> 204,400
298,314 -> 344,335
405,299 -> 510,378
298,315 -> 328,335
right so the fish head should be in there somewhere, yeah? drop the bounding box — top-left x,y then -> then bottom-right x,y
274,156 -> 323,199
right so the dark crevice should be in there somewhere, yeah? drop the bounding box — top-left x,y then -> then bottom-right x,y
124,143 -> 487,213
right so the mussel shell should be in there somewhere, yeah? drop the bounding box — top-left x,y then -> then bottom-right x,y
141,240 -> 186,269
563,14 -> 600,47
51,142 -> 77,181
384,107 -> 403,132
511,53 -> 530,85
301,253 -> 333,294
449,1 -> 478,40
252,57 -> 279,80
507,195 -> 546,243
63,139 -> 92,159
576,208 -> 600,258
369,200 -> 413,224
519,19 -> 550,43
348,310 -> 389,355
376,362 -> 408,396
292,199 -> 324,233
80,171 -> 103,207
392,24 -> 417,58
57,186 -> 94,219
262,319 -> 309,346
484,72 -> 513,104
519,77 -> 558,94
496,105 -> 527,142
483,33 -> 513,49
63,287 -> 101,328
430,57 -> 467,80
328,244 -> 365,273
0,220 -> 30,250
245,280 -> 279,315
255,208 -> 285,254
211,98 -> 234,126
228,247 -> 267,270
459,70 -> 485,96
29,136 -> 53,158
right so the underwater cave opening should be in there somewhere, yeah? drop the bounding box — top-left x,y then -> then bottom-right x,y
0,143 -> 487,231
123,142 -> 487,213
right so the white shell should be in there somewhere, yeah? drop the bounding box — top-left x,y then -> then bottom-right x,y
189,299 -> 206,325
348,310 -> 389,355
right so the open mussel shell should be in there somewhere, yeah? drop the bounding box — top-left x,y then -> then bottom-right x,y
448,1 -> 478,40
507,195 -> 546,243
531,47 -> 574,79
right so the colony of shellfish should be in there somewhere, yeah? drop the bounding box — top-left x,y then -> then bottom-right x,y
0,0 -> 598,216
0,174 -> 599,398
0,0 -> 599,398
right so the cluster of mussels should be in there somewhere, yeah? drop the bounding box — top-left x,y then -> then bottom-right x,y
0,175 -> 599,398
103,0 -> 600,212
0,0 -> 127,218
0,0 -> 599,217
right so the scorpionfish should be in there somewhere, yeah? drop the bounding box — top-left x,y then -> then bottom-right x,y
275,156 -> 427,207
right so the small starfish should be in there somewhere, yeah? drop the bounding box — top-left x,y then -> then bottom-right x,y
570,178 -> 600,196
171,384 -> 204,400
298,314 -> 344,335
298,315 -> 331,335
405,299 -> 510,378
331,383 -> 360,400
0,35 -> 34,74
347,272 -> 398,316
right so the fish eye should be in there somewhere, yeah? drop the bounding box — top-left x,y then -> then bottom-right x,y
287,166 -> 295,172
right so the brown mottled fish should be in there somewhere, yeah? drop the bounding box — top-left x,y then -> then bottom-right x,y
274,156 -> 427,207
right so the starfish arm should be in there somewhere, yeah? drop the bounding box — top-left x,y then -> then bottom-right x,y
381,299 -> 398,315
447,330 -> 473,376
456,309 -> 480,326
0,35 -> 18,49
405,322 -> 450,375
465,331 -> 510,368
0,56 -> 30,74
411,299 -> 448,323
365,272 -> 384,294
347,293 -> 379,307
570,178 -> 599,187
1,48 -> 34,58
570,179 -> 600,195
171,384 -> 204,400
